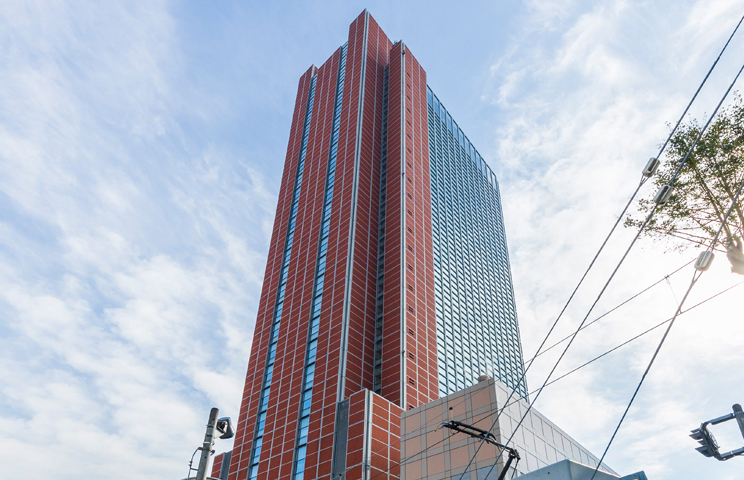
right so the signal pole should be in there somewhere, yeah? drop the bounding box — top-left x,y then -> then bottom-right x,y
690,403 -> 744,460
196,408 -> 220,480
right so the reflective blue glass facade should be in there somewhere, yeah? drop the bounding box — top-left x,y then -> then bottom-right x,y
427,86 -> 528,399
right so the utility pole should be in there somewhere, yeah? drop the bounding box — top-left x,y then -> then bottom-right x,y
196,407 -> 220,480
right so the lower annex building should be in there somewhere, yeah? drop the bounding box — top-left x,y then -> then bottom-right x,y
209,10 -> 637,480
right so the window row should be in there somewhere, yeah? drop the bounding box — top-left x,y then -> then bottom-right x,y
248,74 -> 318,480
292,43 -> 346,480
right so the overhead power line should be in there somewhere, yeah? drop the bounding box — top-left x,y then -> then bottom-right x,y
470,14 -> 744,480
446,278 -> 743,431
588,173 -> 744,480
366,276 -> 742,480
523,279 -> 743,405
527,259 -> 694,363
491,58 -> 744,480
364,260 -> 687,477
364,384 -> 480,480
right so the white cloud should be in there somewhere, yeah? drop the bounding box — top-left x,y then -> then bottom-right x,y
0,1 -> 273,478
485,0 -> 744,477
2,0 -> 743,478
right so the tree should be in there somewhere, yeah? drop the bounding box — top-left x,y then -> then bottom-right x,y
625,92 -> 744,259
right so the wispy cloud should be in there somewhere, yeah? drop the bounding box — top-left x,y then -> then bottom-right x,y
2,0 -> 743,478
0,1 -> 274,477
484,0 -> 744,477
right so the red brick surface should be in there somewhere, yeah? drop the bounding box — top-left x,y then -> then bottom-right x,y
228,11 -> 437,480
228,65 -> 316,480
380,44 -> 438,410
211,452 -> 224,479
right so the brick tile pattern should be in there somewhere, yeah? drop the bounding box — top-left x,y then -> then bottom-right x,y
211,452 -> 224,479
345,390 -> 404,480
228,10 -> 439,480
380,43 -> 438,410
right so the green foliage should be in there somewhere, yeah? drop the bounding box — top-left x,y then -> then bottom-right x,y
625,93 -> 744,251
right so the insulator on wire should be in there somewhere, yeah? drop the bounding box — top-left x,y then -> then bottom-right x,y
694,251 -> 715,271
642,157 -> 660,177
654,184 -> 673,205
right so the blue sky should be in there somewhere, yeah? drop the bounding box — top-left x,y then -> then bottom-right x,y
1,1 -> 744,479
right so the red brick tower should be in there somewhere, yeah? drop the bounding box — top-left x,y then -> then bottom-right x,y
216,11 -> 440,480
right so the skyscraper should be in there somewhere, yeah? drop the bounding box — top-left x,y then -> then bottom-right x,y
220,10 -> 527,480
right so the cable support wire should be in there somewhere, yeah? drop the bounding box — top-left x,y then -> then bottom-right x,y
365,275 -> 742,480
365,387 -> 487,480
383,277 -> 741,480
588,174 -> 744,480
456,160 -> 643,480
512,278 -> 742,410
364,256 -> 688,479
366,374 -> 533,480
527,259 -> 693,363
464,15 -> 744,480
362,263 -> 684,480
427,277 -> 742,448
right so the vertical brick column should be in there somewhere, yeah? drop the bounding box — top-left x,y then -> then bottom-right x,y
345,390 -> 404,480
302,11 -> 367,479
261,48 -> 342,480
304,10 -> 392,479
401,46 -> 438,409
380,43 -> 438,410
342,11 -> 392,402
211,452 -> 225,479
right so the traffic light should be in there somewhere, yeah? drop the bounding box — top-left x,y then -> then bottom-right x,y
690,404 -> 744,461
690,424 -> 719,458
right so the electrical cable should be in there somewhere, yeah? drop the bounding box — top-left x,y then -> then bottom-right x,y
350,378 -> 486,478
511,464 -> 520,479
527,259 -> 693,363
366,274 -> 742,480
186,447 -> 199,480
370,15 -> 744,478
472,29 -> 744,480
588,174 -> 744,480
455,166 -> 645,479
365,377 -> 526,479
366,256 -> 690,475
416,277 -> 744,480
522,278 -> 743,405
445,277 -> 743,435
